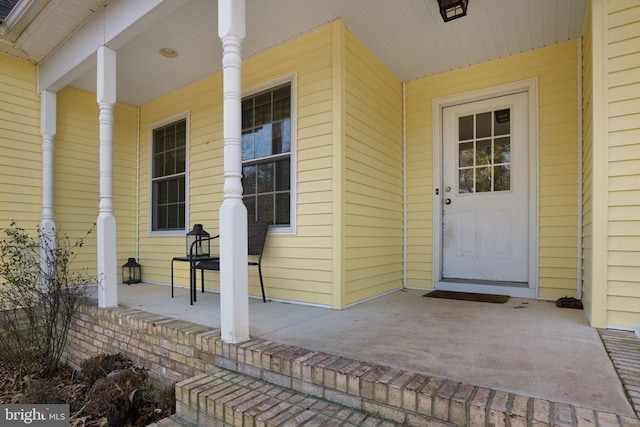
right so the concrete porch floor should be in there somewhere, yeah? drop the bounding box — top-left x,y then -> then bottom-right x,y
113,283 -> 636,418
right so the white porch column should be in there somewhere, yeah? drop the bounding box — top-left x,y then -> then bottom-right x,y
96,46 -> 118,308
40,90 -> 57,291
218,0 -> 249,343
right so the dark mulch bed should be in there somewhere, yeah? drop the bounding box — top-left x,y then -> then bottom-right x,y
0,353 -> 175,427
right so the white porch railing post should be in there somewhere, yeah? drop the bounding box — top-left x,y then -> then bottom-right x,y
40,90 -> 57,292
96,46 -> 118,308
218,0 -> 249,343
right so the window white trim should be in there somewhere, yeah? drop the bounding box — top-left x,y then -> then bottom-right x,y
243,73 -> 297,235
148,111 -> 190,236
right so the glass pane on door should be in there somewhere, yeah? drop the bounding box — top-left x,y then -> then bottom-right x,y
457,108 -> 512,194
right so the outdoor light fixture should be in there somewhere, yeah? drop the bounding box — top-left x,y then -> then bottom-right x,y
186,224 -> 210,258
122,258 -> 142,285
437,0 -> 468,22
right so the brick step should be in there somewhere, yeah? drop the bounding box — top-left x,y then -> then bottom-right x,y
174,367 -> 444,426
69,305 -> 640,426
214,339 -> 633,427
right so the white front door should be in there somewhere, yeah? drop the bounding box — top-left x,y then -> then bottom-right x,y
440,92 -> 532,293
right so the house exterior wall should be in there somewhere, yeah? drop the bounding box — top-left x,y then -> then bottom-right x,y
138,23 -> 339,306
0,55 -> 137,280
138,73 -> 224,290
54,87 -> 137,275
581,0 -> 596,324
583,0 -> 640,331
405,41 -> 580,300
342,29 -> 404,305
137,20 -> 404,308
2,7 -> 638,329
0,55 -> 41,230
605,0 -> 640,329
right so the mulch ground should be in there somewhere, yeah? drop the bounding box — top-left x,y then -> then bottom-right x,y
0,354 -> 174,426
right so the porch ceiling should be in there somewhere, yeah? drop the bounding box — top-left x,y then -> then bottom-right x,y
0,0 -> 587,106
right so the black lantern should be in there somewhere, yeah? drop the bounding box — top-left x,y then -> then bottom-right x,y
122,258 -> 142,285
186,224 -> 210,258
437,0 -> 468,22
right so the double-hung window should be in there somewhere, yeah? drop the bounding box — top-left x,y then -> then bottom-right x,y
242,82 -> 292,228
151,117 -> 187,232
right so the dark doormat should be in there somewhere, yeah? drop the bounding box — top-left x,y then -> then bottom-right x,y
423,290 -> 510,304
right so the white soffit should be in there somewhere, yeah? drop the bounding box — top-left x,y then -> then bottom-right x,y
3,0 -> 587,105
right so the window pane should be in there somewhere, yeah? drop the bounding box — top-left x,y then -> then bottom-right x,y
255,93 -> 271,126
494,137 -> 510,164
155,129 -> 165,151
275,159 -> 290,191
156,205 -> 167,230
459,169 -> 474,193
156,181 -> 167,204
476,167 -> 491,192
165,127 -> 176,151
176,119 -> 186,134
257,194 -> 274,222
257,163 -> 274,193
168,178 -> 179,203
494,165 -> 510,191
459,115 -> 473,141
476,139 -> 492,166
178,203 -> 185,228
167,204 -> 179,229
242,99 -> 254,130
165,150 -> 176,176
494,109 -> 510,136
178,176 -> 185,202
242,131 -> 254,161
243,165 -> 257,195
244,196 -> 256,222
275,193 -> 290,224
176,146 -> 186,174
154,153 -> 164,178
254,124 -> 272,158
273,86 -> 290,121
476,112 -> 492,138
459,142 -> 473,167
273,120 -> 291,154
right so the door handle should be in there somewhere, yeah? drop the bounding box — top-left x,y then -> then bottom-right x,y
445,198 -> 451,205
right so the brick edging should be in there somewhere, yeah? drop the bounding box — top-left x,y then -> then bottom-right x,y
599,329 -> 640,418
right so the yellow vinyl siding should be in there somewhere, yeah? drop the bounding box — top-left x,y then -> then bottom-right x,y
343,30 -> 403,304
581,0 -> 595,323
0,54 -> 41,229
138,24 -> 336,306
404,84 -> 434,289
138,76 -> 223,289
245,26 -> 336,305
54,87 -> 137,275
605,0 -> 640,328
406,41 -> 580,298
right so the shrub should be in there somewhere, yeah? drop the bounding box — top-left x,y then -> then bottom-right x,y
0,221 -> 94,377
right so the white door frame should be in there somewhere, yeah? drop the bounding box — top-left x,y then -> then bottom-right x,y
432,78 -> 539,298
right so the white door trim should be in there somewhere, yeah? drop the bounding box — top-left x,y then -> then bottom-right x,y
432,78 -> 539,298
